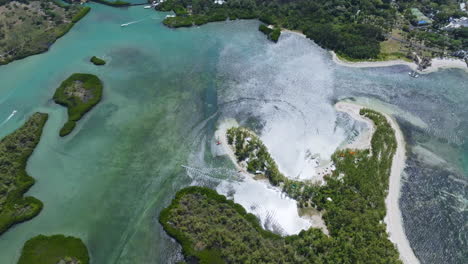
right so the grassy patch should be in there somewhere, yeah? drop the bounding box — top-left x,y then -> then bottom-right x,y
90,56 -> 106,65
18,234 -> 89,264
0,113 -> 48,235
162,109 -> 402,263
53,73 -> 103,137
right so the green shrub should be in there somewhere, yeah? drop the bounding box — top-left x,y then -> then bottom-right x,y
270,28 -> 281,42
259,24 -> 281,42
259,24 -> 273,35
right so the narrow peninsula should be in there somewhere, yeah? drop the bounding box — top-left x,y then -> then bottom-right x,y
161,108 -> 403,263
17,234 -> 89,264
53,73 -> 103,137
0,113 -> 48,235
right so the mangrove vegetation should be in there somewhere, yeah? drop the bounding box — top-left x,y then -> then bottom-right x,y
90,56 -> 106,66
162,109 -> 402,263
53,73 -> 103,137
0,113 -> 48,235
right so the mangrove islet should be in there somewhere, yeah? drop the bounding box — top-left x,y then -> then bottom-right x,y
53,73 -> 103,137
90,56 -> 106,66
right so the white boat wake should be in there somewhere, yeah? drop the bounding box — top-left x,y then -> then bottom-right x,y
0,110 -> 17,126
121,17 -> 152,27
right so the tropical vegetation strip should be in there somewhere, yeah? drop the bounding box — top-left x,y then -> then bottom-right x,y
17,234 -> 89,264
90,56 -> 106,65
161,109 -> 402,263
0,113 -> 48,235
89,0 -> 130,7
53,73 -> 103,137
157,0 -> 467,61
0,1 -> 90,65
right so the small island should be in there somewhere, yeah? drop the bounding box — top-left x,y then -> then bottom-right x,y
161,108 -> 403,263
90,56 -> 106,66
0,113 -> 48,235
53,73 -> 103,137
17,234 -> 89,264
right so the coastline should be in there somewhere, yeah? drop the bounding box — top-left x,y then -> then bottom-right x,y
281,30 -> 467,73
336,101 -> 419,264
335,102 -> 374,151
331,50 -> 467,74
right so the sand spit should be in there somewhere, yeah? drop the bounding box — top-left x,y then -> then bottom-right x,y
336,101 -> 420,264
335,102 -> 374,151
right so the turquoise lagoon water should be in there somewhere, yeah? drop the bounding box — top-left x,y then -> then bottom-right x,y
0,4 -> 467,264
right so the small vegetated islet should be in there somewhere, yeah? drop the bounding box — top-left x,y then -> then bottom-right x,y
53,73 -> 103,137
90,56 -> 106,65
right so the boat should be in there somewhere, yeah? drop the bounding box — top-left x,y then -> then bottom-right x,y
121,23 -> 129,27
144,5 -> 152,9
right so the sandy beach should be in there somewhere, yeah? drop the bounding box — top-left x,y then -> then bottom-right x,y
281,29 -> 467,73
331,50 -> 467,73
336,101 -> 419,264
335,102 -> 375,150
